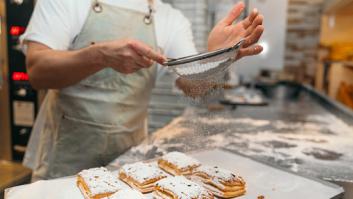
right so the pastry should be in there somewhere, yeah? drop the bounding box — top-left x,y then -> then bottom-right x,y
77,167 -> 123,199
154,176 -> 214,199
193,165 -> 246,198
158,152 -> 201,176
106,189 -> 146,199
119,162 -> 168,193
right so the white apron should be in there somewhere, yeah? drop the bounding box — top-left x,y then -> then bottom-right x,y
23,0 -> 158,181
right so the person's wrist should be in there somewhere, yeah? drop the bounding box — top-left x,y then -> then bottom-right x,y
88,43 -> 107,69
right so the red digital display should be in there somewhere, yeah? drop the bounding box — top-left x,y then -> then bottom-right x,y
12,72 -> 29,81
10,26 -> 26,36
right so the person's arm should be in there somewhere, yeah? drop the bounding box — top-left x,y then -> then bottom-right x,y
26,39 -> 166,89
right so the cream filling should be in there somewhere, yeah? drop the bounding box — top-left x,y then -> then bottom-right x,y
203,183 -> 246,198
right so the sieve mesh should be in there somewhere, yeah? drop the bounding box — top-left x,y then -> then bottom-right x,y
165,39 -> 244,81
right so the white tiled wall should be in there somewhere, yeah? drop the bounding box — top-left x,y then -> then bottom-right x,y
163,0 -> 244,51
285,0 -> 324,83
163,0 -> 210,51
209,0 -> 244,23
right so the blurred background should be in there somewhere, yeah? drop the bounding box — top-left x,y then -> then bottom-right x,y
150,0 -> 353,131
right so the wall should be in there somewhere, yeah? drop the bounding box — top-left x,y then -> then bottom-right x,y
284,0 -> 324,83
233,0 -> 288,80
209,0 -> 244,26
320,14 -> 353,45
165,0 -> 209,51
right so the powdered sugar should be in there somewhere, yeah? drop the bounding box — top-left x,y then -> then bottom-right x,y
156,176 -> 212,199
111,108 -> 353,181
161,152 -> 201,169
196,117 -> 270,127
78,167 -> 122,197
196,165 -> 242,184
120,162 -> 167,184
106,189 -> 146,199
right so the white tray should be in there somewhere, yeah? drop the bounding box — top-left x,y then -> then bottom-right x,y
5,149 -> 343,199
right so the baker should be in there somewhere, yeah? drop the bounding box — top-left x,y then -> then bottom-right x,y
21,0 -> 264,181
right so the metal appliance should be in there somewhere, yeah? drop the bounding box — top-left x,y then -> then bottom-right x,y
0,0 -> 38,161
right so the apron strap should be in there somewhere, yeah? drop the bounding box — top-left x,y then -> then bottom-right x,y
92,0 -> 155,25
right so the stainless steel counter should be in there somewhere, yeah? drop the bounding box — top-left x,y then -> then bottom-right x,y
109,83 -> 353,196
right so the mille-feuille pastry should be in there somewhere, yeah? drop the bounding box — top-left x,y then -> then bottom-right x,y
158,151 -> 201,176
119,162 -> 168,193
193,165 -> 246,198
154,176 -> 214,199
77,167 -> 123,199
105,189 -> 146,199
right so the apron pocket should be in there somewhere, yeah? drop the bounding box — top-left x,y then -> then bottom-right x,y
48,114 -> 136,178
80,68 -> 119,89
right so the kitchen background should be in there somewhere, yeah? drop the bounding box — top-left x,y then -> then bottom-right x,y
149,0 -> 353,132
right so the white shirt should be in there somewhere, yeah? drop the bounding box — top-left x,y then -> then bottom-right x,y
21,0 -> 197,61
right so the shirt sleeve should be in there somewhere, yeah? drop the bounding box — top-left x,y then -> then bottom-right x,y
163,10 -> 198,58
20,0 -> 86,53
157,8 -> 198,78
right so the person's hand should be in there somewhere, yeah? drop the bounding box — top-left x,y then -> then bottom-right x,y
96,39 -> 166,74
176,77 -> 219,98
207,2 -> 264,60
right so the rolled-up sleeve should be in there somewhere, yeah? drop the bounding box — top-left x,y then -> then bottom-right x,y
20,0 -> 82,53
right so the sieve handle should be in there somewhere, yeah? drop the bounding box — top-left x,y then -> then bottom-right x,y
163,39 -> 245,66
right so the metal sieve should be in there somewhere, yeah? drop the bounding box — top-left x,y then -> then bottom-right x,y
164,39 -> 245,81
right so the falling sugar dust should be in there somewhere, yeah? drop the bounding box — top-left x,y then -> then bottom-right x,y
112,109 -> 353,181
175,76 -> 230,141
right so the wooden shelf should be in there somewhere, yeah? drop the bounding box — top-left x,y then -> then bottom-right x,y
324,0 -> 353,15
345,62 -> 353,71
315,60 -> 353,98
0,161 -> 32,197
